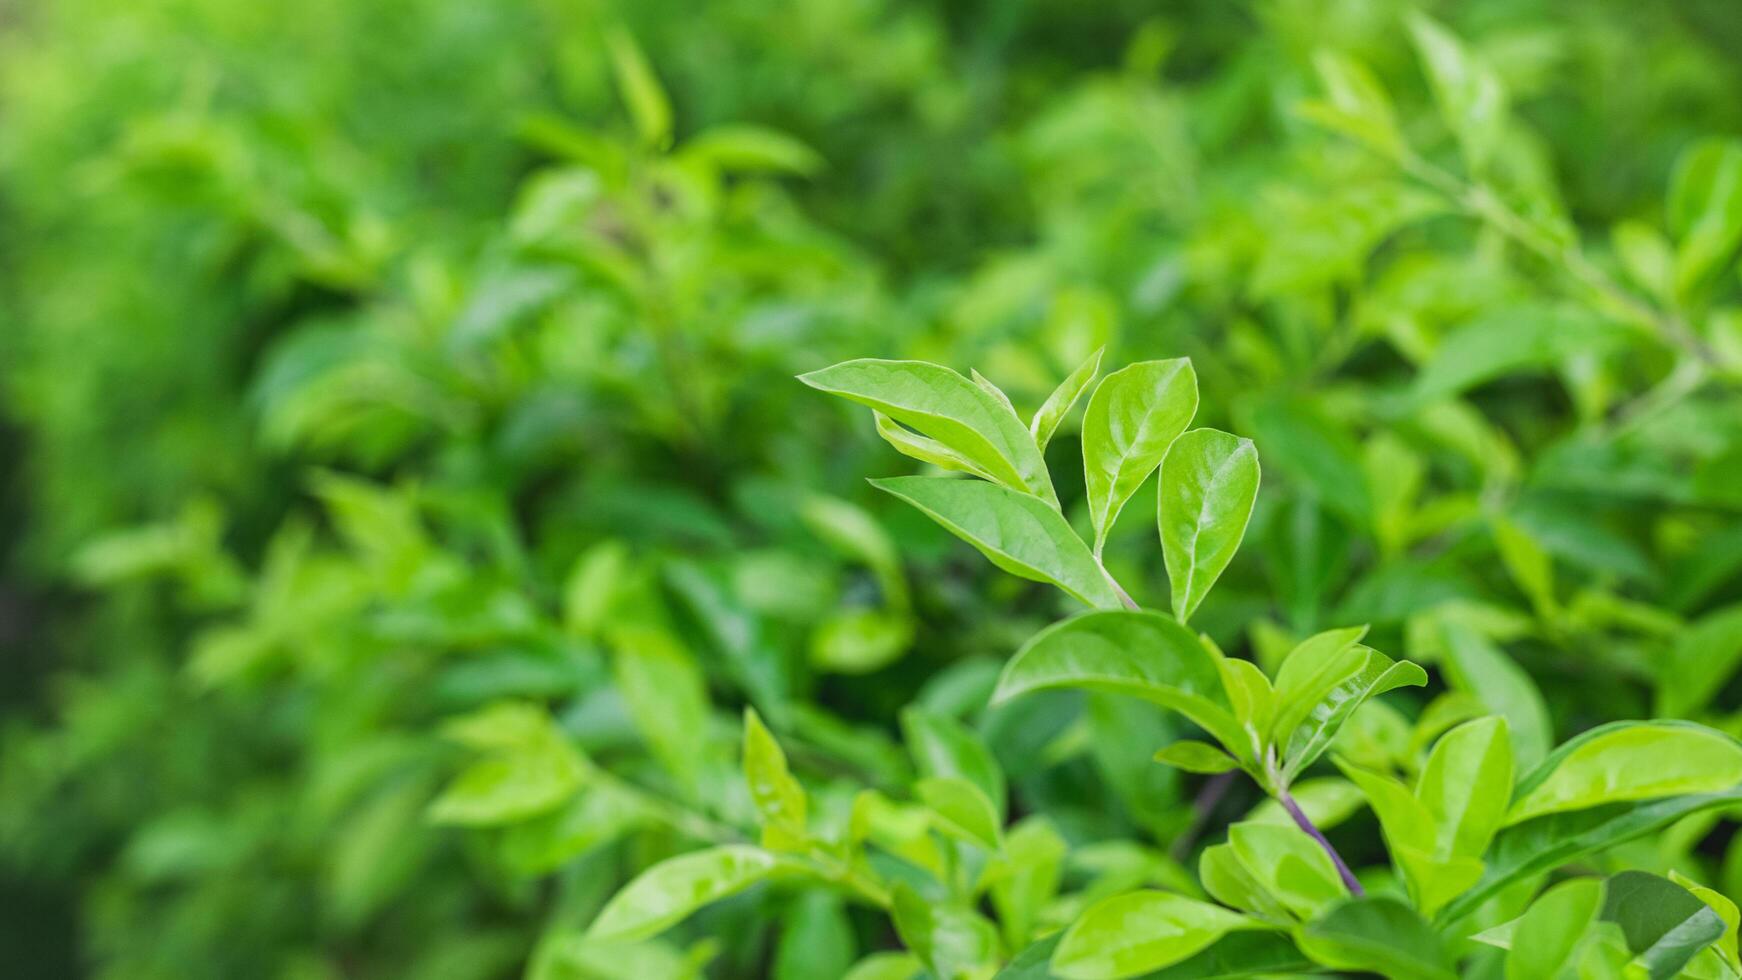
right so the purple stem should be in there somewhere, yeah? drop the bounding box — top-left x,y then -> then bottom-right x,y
1278,788 -> 1364,896
1170,770 -> 1236,860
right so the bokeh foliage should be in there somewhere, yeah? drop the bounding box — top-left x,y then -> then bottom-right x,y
3,0 -> 1742,977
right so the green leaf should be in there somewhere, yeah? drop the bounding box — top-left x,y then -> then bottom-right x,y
1670,871 -> 1741,974
1081,359 -> 1199,551
1655,603 -> 1742,717
1437,620 -> 1552,772
1152,741 -> 1239,774
801,360 -> 1055,504
901,707 -> 1007,820
609,625 -> 718,795
1158,429 -> 1260,623
604,29 -> 672,150
1406,13 -> 1507,173
810,609 -> 913,675
1031,348 -> 1105,451
1410,305 -> 1629,405
682,124 -> 822,176
1301,50 -> 1405,158
498,781 -> 652,874
428,703 -> 587,827
1445,788 -> 1742,923
872,476 -> 1118,608
892,883 -> 1000,980
1333,759 -> 1479,917
1051,890 -> 1257,980
843,952 -> 923,980
587,845 -> 779,943
1417,716 -> 1512,859
1280,650 -> 1427,780
801,494 -> 908,611
1296,896 -> 1457,980
1246,397 -> 1372,528
873,411 -> 999,481
1506,721 -> 1742,825
1200,843 -> 1295,925
1667,139 -> 1742,294
743,708 -> 807,846
1497,877 -> 1605,980
1614,221 -> 1676,302
993,611 -> 1241,752
774,892 -> 855,980
1269,626 -> 1368,741
1000,932 -> 1311,980
916,776 -> 1002,850
986,818 -> 1068,951
1601,871 -> 1727,979
1226,822 -> 1347,920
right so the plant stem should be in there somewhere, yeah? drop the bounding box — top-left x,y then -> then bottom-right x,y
1170,770 -> 1236,860
1278,787 -> 1364,896
1098,560 -> 1141,611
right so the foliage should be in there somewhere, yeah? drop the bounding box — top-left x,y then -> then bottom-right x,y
4,0 -> 1742,978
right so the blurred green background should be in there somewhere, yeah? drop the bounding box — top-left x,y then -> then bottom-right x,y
4,0 -> 1742,977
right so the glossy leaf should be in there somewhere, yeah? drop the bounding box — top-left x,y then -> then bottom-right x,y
1081,359 -> 1199,550
1158,428 -> 1260,623
1474,877 -> 1605,980
901,707 -> 1007,820
1051,890 -> 1256,980
1506,721 -> 1742,825
1437,620 -> 1552,772
873,476 -> 1119,608
800,359 -> 1055,503
993,611 -> 1241,751
1417,716 -> 1512,859
1601,871 -> 1727,979
916,776 -> 1002,850
587,846 -> 780,943
1296,896 -> 1457,980
1031,348 -> 1104,450
1670,870 -> 1741,974
743,708 -> 807,845
1226,822 -> 1346,920
1280,649 -> 1427,779
1152,741 -> 1239,774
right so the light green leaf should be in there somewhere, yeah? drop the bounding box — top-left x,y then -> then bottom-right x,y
1668,139 -> 1742,294
1493,517 -> 1557,621
774,892 -> 855,980
985,818 -> 1068,951
1417,716 -> 1513,859
810,610 -> 913,675
1602,871 -> 1728,979
1406,13 -> 1507,173
1506,721 -> 1742,826
1437,620 -> 1552,772
1227,822 -> 1347,920
1495,877 -> 1605,980
1247,397 -> 1372,528
843,952 -> 922,980
1031,347 -> 1105,450
873,411 -> 999,481
743,708 -> 807,845
993,611 -> 1241,752
1445,786 -> 1742,923
1200,843 -> 1295,924
1614,220 -> 1676,301
1246,778 -> 1366,832
588,846 -> 779,943
1158,428 -> 1260,623
1410,305 -> 1629,405
604,29 -> 672,150
801,494 -> 908,611
1269,626 -> 1368,741
901,707 -> 1006,820
609,625 -> 718,794
1656,603 -> 1742,717
801,360 -> 1055,503
1670,870 -> 1741,974
1217,658 -> 1275,760
681,124 -> 822,176
1051,890 -> 1258,980
1153,741 -> 1239,774
891,883 -> 1000,980
1281,650 -> 1427,780
562,540 -> 631,638
917,776 -> 1002,850
1301,50 -> 1405,158
1296,896 -> 1457,980
872,476 -> 1117,608
1081,359 -> 1199,551
428,703 -> 587,827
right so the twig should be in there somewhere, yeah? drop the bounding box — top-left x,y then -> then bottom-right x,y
1279,787 -> 1364,896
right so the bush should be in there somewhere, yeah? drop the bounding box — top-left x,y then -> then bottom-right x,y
3,1 -> 1742,977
